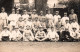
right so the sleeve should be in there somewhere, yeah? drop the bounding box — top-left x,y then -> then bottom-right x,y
0,32 -> 3,38
23,31 -> 25,38
30,31 -> 34,39
55,32 -> 59,38
43,32 -> 47,37
47,32 -> 50,38
75,14 -> 78,22
35,31 -> 39,38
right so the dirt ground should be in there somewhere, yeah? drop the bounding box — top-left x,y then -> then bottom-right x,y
0,42 -> 80,52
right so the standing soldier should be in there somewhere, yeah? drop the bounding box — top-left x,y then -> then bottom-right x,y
31,9 -> 38,21
45,10 -> 54,21
0,7 -> 8,27
39,11 -> 47,32
53,11 -> 61,25
22,10 -> 29,22
8,9 -> 17,31
45,10 -> 54,28
61,12 -> 69,26
69,9 -> 78,23
16,9 -> 21,23
0,26 -> 11,41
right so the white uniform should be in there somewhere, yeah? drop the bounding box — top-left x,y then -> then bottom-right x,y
22,14 -> 29,22
38,15 -> 45,21
64,23 -> 72,31
70,30 -> 79,39
53,15 -> 61,25
0,12 -> 8,26
16,14 -> 21,22
69,14 -> 78,22
0,30 -> 11,40
61,17 -> 69,26
17,21 -> 25,31
47,30 -> 59,41
23,30 -> 34,41
31,14 -> 38,20
8,14 -> 20,26
25,21 -> 33,29
0,19 -> 3,32
8,14 -> 17,26
45,14 -> 54,20
35,31 -> 47,41
10,30 -> 22,41
33,21 -> 40,31
48,20 -> 54,28
71,22 -> 79,32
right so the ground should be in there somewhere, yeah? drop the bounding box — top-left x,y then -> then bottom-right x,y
0,42 -> 80,52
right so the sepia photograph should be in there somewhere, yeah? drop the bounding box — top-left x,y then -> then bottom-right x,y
0,0 -> 80,52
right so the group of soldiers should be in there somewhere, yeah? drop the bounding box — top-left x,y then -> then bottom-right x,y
0,7 -> 80,42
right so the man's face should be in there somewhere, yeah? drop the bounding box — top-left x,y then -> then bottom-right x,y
15,29 -> 18,31
73,28 -> 76,32
1,8 -> 5,12
40,11 -> 43,15
56,12 -> 59,15
64,13 -> 67,17
17,10 -> 19,14
66,20 -> 69,23
24,11 -> 27,14
58,18 -> 61,22
33,11 -> 36,14
26,26 -> 30,30
48,11 -> 50,14
40,28 -> 43,31
51,27 -> 54,31
73,20 -> 76,22
71,10 -> 74,14
35,18 -> 38,21
19,18 -> 23,22
12,11 -> 15,14
4,28 -> 7,31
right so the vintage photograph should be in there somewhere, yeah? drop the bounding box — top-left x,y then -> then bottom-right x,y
0,0 -> 80,52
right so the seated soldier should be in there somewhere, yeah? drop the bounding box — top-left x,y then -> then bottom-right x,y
55,17 -> 62,41
61,12 -> 69,26
0,26 -> 11,41
61,28 -> 73,42
64,19 -> 72,32
47,27 -> 59,42
35,26 -> 47,42
25,17 -> 33,30
32,17 -> 40,34
10,26 -> 22,41
17,17 -> 25,34
23,25 -> 34,41
71,19 -> 79,32
76,27 -> 80,41
70,27 -> 79,42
